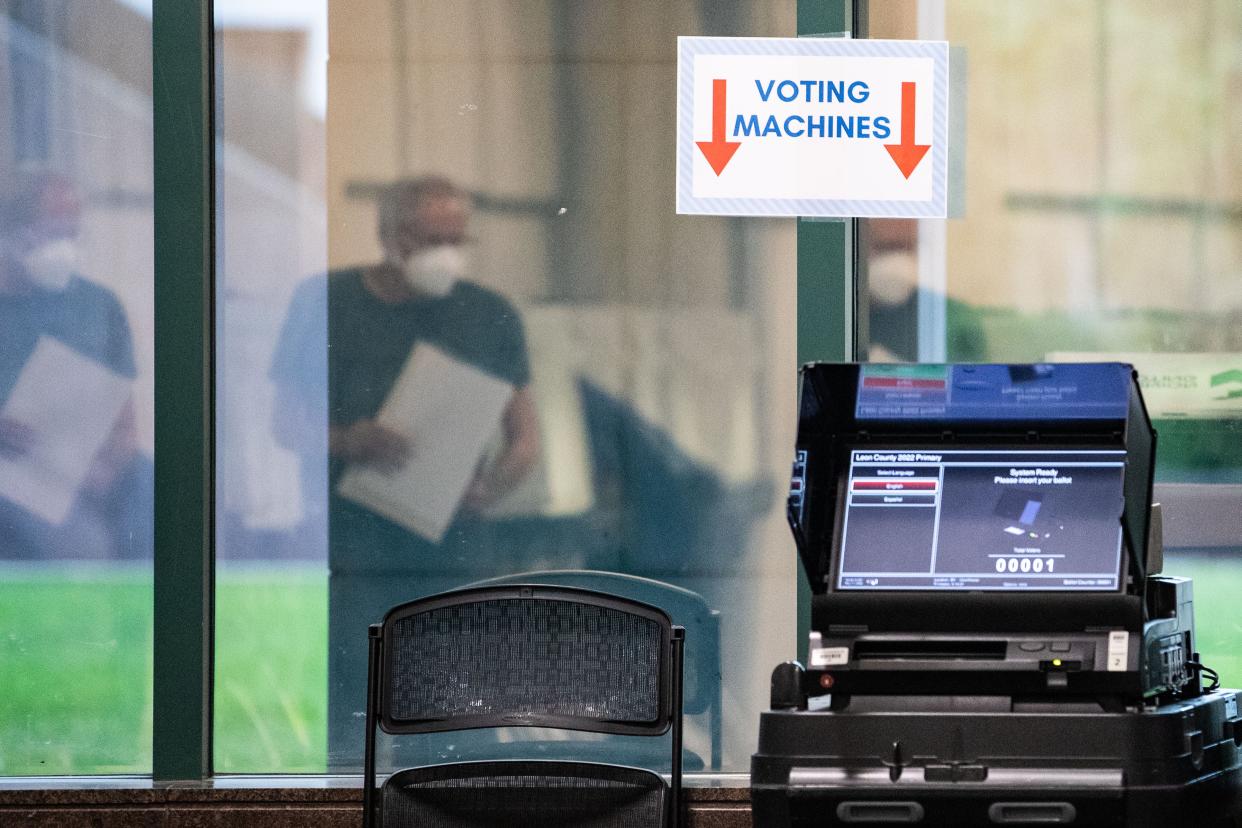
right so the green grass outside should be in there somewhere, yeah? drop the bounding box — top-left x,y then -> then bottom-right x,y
213,566 -> 327,773
0,558 -> 1238,775
0,569 -> 153,775
0,564 -> 326,775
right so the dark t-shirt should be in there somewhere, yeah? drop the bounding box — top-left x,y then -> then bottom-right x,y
870,289 -> 988,363
0,276 -> 137,556
0,276 -> 136,401
271,268 -> 530,572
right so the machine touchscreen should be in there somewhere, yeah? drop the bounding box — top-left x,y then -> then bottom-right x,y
836,448 -> 1126,591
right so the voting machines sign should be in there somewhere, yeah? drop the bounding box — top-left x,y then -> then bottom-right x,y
676,37 -> 949,218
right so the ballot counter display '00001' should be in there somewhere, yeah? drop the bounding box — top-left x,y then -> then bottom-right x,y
751,363 -> 1242,827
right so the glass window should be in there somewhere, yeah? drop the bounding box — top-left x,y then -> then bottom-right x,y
214,0 -> 798,774
212,0 -> 330,773
0,0 -> 154,774
866,1 -> 1242,684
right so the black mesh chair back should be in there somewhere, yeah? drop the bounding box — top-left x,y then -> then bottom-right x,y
465,569 -> 722,769
364,585 -> 684,828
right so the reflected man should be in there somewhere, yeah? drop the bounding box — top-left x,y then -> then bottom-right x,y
271,176 -> 539,768
0,172 -> 149,561
867,219 -> 987,362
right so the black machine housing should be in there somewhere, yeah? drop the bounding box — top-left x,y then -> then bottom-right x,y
753,678 -> 1242,827
787,362 -> 1191,705
753,363 -> 1241,826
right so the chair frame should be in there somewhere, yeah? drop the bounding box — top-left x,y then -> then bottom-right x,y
362,584 -> 685,828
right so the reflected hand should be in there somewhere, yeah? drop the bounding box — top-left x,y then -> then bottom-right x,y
338,420 -> 411,473
461,469 -> 501,512
0,418 -> 34,458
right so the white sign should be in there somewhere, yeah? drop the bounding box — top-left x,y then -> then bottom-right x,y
1047,352 -> 1242,420
810,647 -> 851,667
1107,631 -> 1130,672
676,37 -> 949,218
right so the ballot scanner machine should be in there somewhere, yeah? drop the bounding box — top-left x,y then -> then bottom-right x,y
752,363 -> 1242,826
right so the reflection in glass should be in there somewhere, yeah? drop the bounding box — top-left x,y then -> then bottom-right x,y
215,0 -> 797,773
864,3 -> 1242,485
0,2 -> 153,774
864,1 -> 1242,691
213,0 -> 330,773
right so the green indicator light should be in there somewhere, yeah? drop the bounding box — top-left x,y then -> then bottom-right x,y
1052,658 -> 1063,667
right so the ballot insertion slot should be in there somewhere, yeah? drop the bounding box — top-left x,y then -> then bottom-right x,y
853,640 -> 1009,661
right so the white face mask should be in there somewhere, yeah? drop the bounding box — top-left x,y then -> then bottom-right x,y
393,244 -> 467,298
868,250 -> 917,306
21,237 -> 78,292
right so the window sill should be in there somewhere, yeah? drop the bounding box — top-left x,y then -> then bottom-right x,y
0,772 -> 751,798
0,777 -> 753,827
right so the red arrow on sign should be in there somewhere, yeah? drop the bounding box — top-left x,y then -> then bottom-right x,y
696,78 -> 742,176
884,81 -> 930,179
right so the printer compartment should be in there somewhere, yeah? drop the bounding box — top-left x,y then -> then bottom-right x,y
752,688 -> 1242,827
782,777 -> 1122,827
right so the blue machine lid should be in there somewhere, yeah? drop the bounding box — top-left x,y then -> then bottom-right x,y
854,363 -> 1132,422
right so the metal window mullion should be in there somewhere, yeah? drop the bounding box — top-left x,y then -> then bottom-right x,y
794,0 -> 862,663
152,0 -> 215,782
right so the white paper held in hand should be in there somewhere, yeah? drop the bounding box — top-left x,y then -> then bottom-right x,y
336,343 -> 514,542
0,336 -> 132,525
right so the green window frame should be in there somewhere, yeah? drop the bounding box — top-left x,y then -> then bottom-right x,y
152,0 -> 214,781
